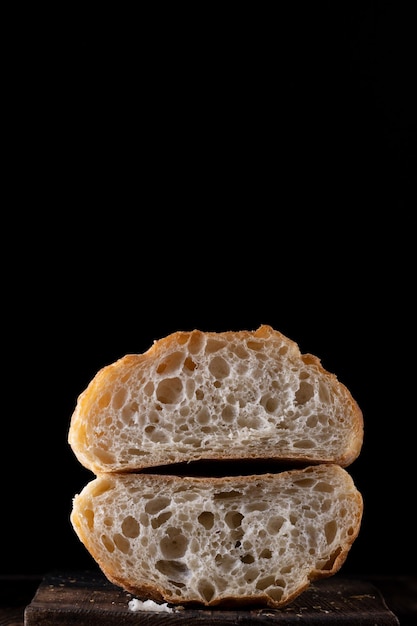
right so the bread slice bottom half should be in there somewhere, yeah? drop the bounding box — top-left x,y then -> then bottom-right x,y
70,464 -> 363,608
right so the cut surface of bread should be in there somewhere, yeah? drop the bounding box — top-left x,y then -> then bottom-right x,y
68,325 -> 363,473
70,464 -> 363,608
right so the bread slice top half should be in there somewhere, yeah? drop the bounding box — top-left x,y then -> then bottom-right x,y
68,325 -> 363,474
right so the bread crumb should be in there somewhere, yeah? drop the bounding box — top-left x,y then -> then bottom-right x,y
128,598 -> 173,612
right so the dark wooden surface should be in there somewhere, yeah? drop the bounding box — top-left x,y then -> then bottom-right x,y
14,570 -> 416,625
1,571 -> 416,625
26,571 -> 400,625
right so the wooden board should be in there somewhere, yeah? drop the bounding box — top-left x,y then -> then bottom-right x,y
24,570 -> 400,625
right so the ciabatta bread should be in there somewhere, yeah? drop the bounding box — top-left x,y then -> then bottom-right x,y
68,325 -> 363,473
70,464 -> 363,608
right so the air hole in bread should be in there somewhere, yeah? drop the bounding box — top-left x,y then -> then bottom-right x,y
101,534 -> 114,553
267,516 -> 285,534
306,415 -> 318,427
156,378 -> 183,404
121,402 -> 139,425
293,439 -> 315,449
322,499 -> 331,512
205,339 -> 227,354
222,405 -> 237,423
160,527 -> 188,558
188,331 -> 204,354
215,554 -> 237,572
196,408 -> 210,425
84,508 -> 94,530
214,491 -> 243,500
224,511 -> 244,529
155,559 -> 189,582
295,381 -> 314,405
185,380 -> 195,400
241,554 -> 255,564
184,356 -> 197,372
127,448 -> 147,456
266,587 -> 284,602
121,515 -> 140,538
314,481 -> 334,493
321,546 -> 342,571
170,580 -> 186,589
232,345 -> 249,359
198,511 -> 214,530
145,497 -> 170,515
198,580 -> 215,603
151,511 -> 172,529
139,512 -> 149,526
144,427 -> 169,443
112,387 -> 128,410
260,548 -> 272,559
177,333 -> 190,346
156,352 -> 185,375
209,356 -> 230,379
149,413 -> 160,424
318,413 -> 329,425
325,520 -> 337,544
318,381 -> 331,403
182,437 -> 201,446
180,491 -> 199,502
256,575 -> 275,590
92,447 -> 116,466
293,478 -> 316,488
143,381 -> 154,396
245,501 -> 268,512
113,533 -> 130,553
97,391 -> 111,409
246,341 -> 263,352
262,396 -> 279,414
244,567 -> 259,583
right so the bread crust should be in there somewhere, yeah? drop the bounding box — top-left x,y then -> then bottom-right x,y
68,325 -> 363,473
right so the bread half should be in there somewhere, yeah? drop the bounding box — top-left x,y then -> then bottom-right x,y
68,325 -> 363,473
70,464 -> 363,608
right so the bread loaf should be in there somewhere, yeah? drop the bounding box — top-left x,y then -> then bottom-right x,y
70,464 -> 363,608
68,325 -> 363,473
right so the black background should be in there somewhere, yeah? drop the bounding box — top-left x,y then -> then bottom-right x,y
4,4 -> 415,580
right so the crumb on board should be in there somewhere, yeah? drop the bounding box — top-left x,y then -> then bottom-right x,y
128,598 -> 174,612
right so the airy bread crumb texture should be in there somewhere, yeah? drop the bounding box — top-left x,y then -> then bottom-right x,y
70,465 -> 363,608
68,325 -> 363,473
